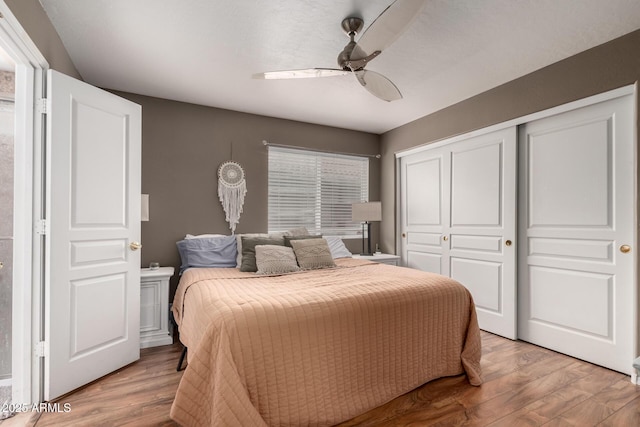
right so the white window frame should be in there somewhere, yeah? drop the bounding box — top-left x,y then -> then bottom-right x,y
268,146 -> 369,238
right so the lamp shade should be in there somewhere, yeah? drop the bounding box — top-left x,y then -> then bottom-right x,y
351,201 -> 382,222
141,194 -> 149,222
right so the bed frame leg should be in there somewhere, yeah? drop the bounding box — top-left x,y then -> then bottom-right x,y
177,347 -> 187,371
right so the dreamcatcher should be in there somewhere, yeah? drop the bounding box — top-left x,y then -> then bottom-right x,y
217,160 -> 247,233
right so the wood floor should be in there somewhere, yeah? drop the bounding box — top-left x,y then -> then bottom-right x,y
2,332 -> 639,426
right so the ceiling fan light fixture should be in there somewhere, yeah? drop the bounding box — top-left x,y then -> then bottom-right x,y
254,69 -> 350,80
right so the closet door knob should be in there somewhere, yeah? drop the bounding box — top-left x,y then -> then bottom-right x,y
129,241 -> 142,251
0,261 -> 3,269
505,240 -> 512,247
620,244 -> 631,253
443,235 -> 448,241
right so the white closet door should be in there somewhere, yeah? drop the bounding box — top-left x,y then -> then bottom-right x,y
400,146 -> 449,274
448,128 -> 517,339
518,94 -> 635,374
400,128 -> 517,338
45,70 -> 142,400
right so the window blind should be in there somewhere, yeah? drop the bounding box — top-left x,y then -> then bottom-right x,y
268,146 -> 369,237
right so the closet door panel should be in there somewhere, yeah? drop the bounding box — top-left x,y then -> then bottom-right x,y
406,157 -> 442,226
450,257 -> 502,312
451,143 -> 502,227
518,94 -> 635,374
528,120 -> 610,227
400,128 -> 517,339
407,251 -> 442,274
400,147 -> 449,275
448,128 -> 517,339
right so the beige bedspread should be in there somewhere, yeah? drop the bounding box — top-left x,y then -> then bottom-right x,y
170,258 -> 481,426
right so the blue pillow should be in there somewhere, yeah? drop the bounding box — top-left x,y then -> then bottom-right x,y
176,235 -> 237,274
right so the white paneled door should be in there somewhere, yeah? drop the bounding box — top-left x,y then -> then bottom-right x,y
518,94 -> 635,374
400,128 -> 517,339
45,70 -> 142,400
400,145 -> 448,274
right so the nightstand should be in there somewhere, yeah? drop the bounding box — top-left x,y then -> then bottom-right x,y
140,266 -> 174,348
352,253 -> 401,266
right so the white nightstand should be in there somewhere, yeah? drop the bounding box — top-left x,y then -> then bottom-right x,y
352,253 -> 401,266
140,266 -> 175,348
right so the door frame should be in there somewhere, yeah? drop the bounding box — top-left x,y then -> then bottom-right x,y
0,1 -> 49,405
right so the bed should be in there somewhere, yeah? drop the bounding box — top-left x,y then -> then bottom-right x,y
169,252 -> 482,426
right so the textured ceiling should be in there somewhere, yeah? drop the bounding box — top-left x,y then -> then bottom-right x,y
39,0 -> 640,134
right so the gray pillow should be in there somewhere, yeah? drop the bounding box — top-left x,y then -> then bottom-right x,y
240,236 -> 284,272
290,238 -> 336,270
255,245 -> 300,275
283,234 -> 322,247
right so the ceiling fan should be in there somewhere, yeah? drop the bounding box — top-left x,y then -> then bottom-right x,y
252,0 -> 427,102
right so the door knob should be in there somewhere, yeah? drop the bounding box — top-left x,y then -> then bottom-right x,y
402,233 -> 406,238
129,241 -> 142,251
620,244 -> 631,253
0,261 -> 3,269
443,235 -> 448,241
505,240 -> 512,247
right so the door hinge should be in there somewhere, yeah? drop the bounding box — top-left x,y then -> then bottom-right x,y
37,98 -> 49,114
35,219 -> 48,235
35,341 -> 49,358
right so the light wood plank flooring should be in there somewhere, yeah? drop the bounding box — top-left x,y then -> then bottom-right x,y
2,332 -> 639,426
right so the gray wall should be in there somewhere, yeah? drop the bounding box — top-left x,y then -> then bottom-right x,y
5,0 -> 81,79
379,29 -> 640,254
111,91 -> 380,297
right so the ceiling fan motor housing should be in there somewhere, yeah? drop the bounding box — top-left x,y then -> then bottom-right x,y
338,17 -> 364,70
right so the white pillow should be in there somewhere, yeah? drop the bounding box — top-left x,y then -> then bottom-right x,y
325,236 -> 352,259
185,233 -> 226,239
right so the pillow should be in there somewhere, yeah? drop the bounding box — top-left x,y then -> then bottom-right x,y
255,245 -> 300,275
325,236 -> 353,259
185,233 -> 226,239
236,228 -> 307,266
283,227 -> 310,237
240,236 -> 285,272
290,238 -> 336,270
284,234 -> 322,247
236,233 -> 270,267
176,235 -> 237,274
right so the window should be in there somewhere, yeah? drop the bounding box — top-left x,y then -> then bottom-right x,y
268,146 -> 369,237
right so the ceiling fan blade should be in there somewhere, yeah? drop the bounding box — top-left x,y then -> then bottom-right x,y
253,68 -> 349,79
355,70 -> 402,102
351,0 -> 427,60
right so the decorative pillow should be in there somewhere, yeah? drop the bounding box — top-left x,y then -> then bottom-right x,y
255,245 -> 300,275
236,233 -> 270,267
240,236 -> 285,272
325,236 -> 353,259
284,234 -> 322,247
176,235 -> 237,274
236,228 -> 307,266
290,238 -> 336,270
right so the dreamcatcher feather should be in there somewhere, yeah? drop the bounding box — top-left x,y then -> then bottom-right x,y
217,161 -> 247,233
